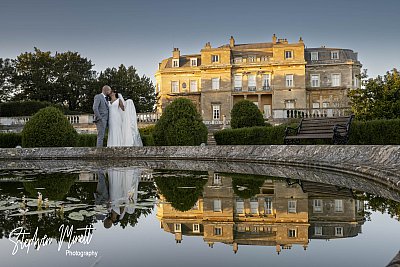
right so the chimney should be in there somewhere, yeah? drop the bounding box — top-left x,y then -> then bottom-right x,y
204,42 -> 212,49
299,37 -> 303,43
272,34 -> 277,44
172,48 -> 180,59
230,36 -> 235,48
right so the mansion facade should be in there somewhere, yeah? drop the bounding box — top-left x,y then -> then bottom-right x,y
155,35 -> 361,123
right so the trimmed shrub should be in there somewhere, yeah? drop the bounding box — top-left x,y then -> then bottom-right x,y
153,98 -> 207,146
231,100 -> 265,129
348,119 -> 400,145
23,173 -> 78,200
0,133 -> 22,148
76,134 -> 97,147
154,171 -> 207,212
139,125 -> 155,136
141,134 -> 155,146
22,107 -> 78,147
214,119 -> 400,145
214,125 -> 288,145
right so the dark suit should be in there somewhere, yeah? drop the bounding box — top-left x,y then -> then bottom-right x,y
93,93 -> 109,147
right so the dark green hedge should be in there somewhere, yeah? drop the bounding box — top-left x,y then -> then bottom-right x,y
215,119 -> 400,145
348,119 -> 400,145
0,133 -> 22,148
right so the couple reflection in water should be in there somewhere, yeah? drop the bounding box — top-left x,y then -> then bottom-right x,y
95,167 -> 142,229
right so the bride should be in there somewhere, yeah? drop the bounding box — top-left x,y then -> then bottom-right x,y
107,90 -> 143,147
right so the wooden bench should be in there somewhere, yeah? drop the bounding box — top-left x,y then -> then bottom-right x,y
284,115 -> 354,145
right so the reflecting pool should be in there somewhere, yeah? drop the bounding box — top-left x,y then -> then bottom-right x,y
0,164 -> 399,267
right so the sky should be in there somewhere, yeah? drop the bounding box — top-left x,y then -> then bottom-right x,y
1,0 -> 399,81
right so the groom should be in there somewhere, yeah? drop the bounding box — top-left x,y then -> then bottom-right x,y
93,85 -> 112,147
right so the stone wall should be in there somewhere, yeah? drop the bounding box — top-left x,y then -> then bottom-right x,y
0,145 -> 398,189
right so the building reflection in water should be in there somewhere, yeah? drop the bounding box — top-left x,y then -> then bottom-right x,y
156,172 -> 365,254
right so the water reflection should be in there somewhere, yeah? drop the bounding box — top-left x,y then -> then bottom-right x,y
155,172 -> 366,254
0,167 -> 399,256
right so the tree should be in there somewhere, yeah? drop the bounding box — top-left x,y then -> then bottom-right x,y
0,58 -> 16,103
12,48 -> 56,102
52,51 -> 95,111
97,64 -> 157,113
348,69 -> 400,120
153,98 -> 208,146
231,100 -> 265,128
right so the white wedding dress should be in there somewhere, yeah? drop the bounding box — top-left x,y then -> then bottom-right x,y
107,95 -> 143,147
108,168 -> 141,220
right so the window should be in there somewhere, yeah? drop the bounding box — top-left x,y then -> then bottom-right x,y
311,74 -> 320,87
285,100 -> 295,109
193,224 -> 200,233
264,197 -> 273,214
213,199 -> 222,212
335,199 -> 343,212
288,200 -> 297,213
331,51 -> 339,60
262,74 -> 271,90
190,58 -> 198,67
172,59 -> 179,67
212,78 -> 220,90
313,102 -> 320,109
286,74 -> 294,87
211,55 -> 219,63
313,199 -> 323,212
285,50 -> 293,59
234,74 -> 242,91
311,52 -> 319,61
236,199 -> 244,214
315,226 -> 323,236
212,105 -> 220,120
354,74 -> 360,88
213,173 -> 221,185
332,74 -> 341,87
322,102 -> 329,108
288,229 -> 296,238
189,80 -> 197,92
214,227 -> 222,236
335,227 -> 343,237
261,56 -> 268,62
248,74 -> 256,91
234,57 -> 242,63
250,198 -> 258,214
174,223 -> 181,233
248,55 -> 256,62
171,81 -> 179,93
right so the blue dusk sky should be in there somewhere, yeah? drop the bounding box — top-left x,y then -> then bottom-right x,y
1,0 -> 399,81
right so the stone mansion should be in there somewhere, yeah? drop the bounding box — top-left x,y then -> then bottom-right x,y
155,35 -> 361,123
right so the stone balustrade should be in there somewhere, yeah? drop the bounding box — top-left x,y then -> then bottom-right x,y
272,107 -> 351,119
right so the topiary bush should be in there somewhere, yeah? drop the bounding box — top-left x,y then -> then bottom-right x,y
231,100 -> 265,129
22,107 -> 78,147
154,171 -> 207,212
153,98 -> 207,146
